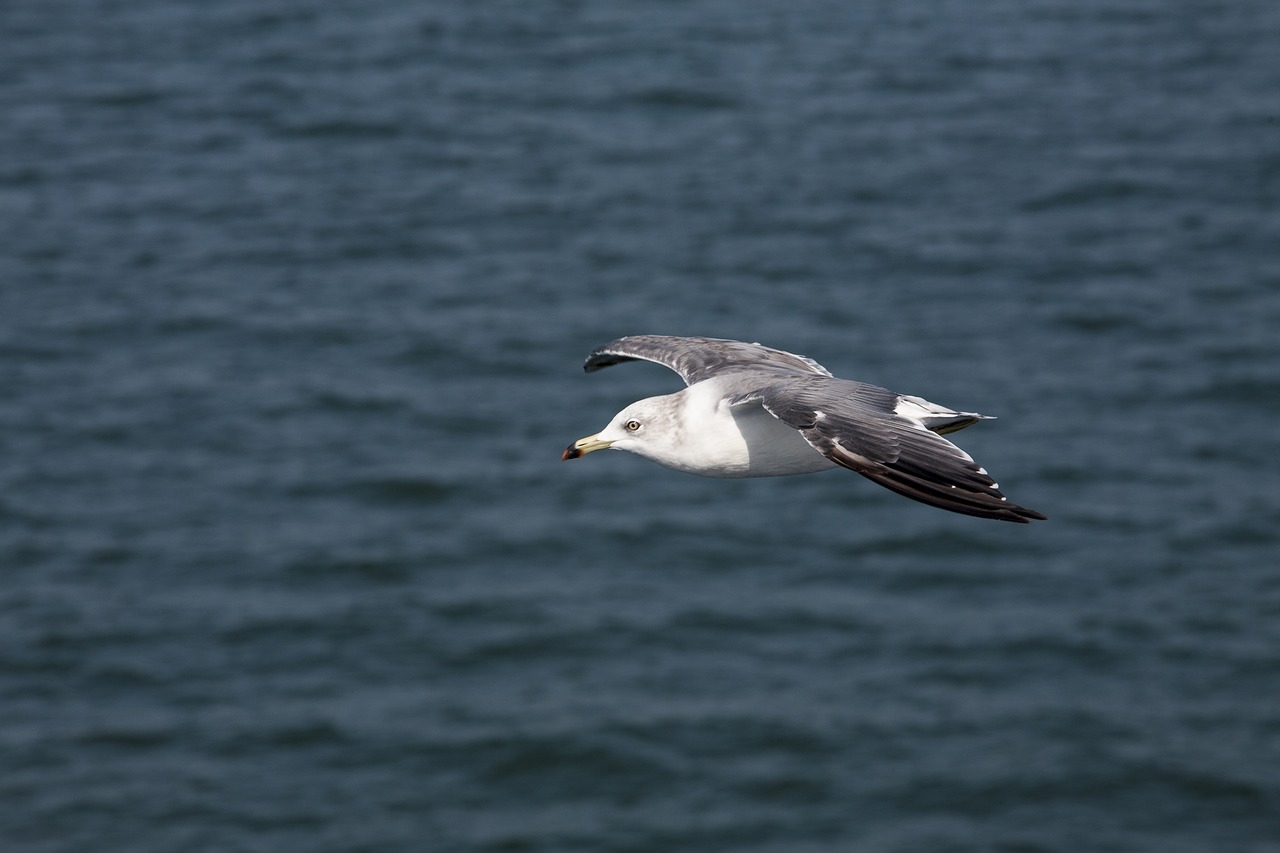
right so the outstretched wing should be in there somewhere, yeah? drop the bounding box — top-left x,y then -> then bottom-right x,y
584,335 -> 832,387
751,376 -> 1046,523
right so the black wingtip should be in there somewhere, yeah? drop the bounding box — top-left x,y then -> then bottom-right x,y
582,347 -> 633,373
861,467 -> 1047,523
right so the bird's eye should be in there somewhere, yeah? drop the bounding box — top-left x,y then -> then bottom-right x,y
625,419 -> 641,432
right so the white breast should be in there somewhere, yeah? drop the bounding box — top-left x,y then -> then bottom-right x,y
672,382 -> 835,479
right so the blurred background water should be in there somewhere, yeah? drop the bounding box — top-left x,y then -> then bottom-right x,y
3,1 -> 1279,850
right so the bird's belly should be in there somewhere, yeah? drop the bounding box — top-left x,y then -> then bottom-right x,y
738,409 -> 836,477
681,404 -> 835,479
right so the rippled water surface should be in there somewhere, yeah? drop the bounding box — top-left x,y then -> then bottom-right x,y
4,1 -> 1280,851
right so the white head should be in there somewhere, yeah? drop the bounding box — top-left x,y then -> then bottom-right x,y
562,395 -> 683,465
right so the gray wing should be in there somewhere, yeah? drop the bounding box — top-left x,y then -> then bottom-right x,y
748,377 -> 1046,523
584,335 -> 833,387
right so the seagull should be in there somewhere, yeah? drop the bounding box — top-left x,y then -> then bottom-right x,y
562,335 -> 1045,523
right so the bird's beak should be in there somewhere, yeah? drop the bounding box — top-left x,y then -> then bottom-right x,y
562,434 -> 613,460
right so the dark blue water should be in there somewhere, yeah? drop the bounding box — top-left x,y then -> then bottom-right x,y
4,1 -> 1279,850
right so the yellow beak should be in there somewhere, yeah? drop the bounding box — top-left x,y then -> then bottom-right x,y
562,434 -> 613,460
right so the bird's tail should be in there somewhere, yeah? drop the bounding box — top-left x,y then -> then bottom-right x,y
895,394 -> 994,435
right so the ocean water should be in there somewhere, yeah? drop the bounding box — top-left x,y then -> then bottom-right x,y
3,1 -> 1279,851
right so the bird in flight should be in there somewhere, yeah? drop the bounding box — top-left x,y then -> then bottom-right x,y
562,335 -> 1045,523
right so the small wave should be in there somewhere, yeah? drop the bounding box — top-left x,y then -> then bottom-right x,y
623,87 -> 743,111
1020,179 -> 1173,212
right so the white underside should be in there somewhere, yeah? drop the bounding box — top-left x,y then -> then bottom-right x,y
646,381 -> 836,478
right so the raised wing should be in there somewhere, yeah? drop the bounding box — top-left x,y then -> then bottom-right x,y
755,377 -> 1046,523
583,335 -> 832,387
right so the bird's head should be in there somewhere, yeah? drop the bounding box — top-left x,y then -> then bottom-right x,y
562,396 -> 680,463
